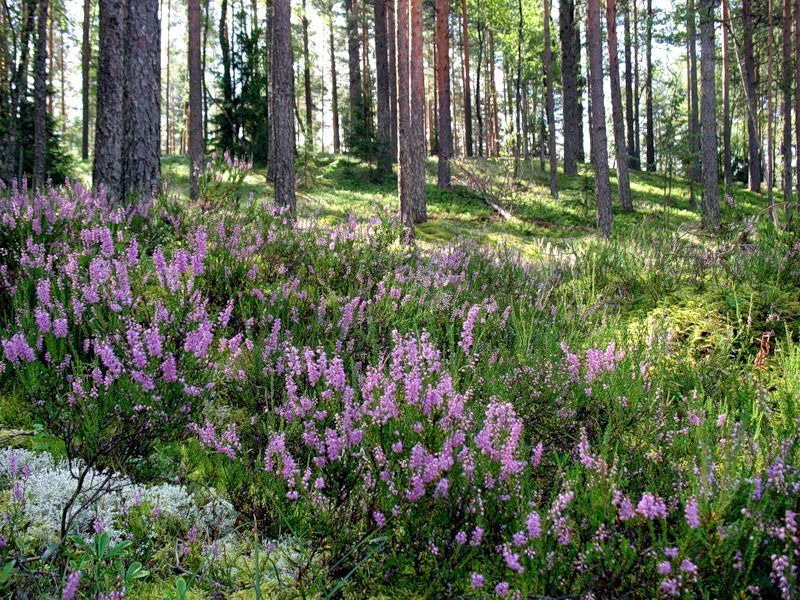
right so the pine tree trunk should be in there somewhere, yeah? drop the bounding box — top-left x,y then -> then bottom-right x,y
330,18 -> 341,153
302,0 -> 313,150
165,0 -> 171,155
93,0 -> 124,200
605,0 -> 632,211
387,0 -> 398,162
743,0 -> 762,191
344,0 -> 363,150
633,0 -> 640,162
460,0 -> 473,156
34,0 -> 48,185
767,0 -> 776,222
781,0 -> 792,204
645,0 -> 654,171
396,0 -> 414,237
410,0 -> 427,222
47,4 -> 53,117
82,0 -> 91,160
272,0 -> 295,214
203,0 -> 210,142
60,15 -> 66,135
122,0 -> 161,202
560,0 -> 581,175
699,0 -> 720,229
475,23 -> 484,156
375,0 -> 393,175
219,0 -> 234,150
188,0 -> 203,200
587,0 -> 612,236
688,0 -> 700,185
436,0 -> 452,187
722,0 -> 732,186
544,0 -> 557,196
796,0 -> 800,204
623,0 -> 637,169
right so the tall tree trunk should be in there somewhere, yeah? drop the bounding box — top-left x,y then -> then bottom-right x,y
272,0 -> 296,214
743,0 -> 762,191
34,0 -> 48,185
460,0 -> 473,156
82,0 -> 91,160
165,0 -> 171,155
645,0 -> 654,170
560,0 -> 581,175
94,0 -> 124,200
60,13 -> 66,135
410,0 -> 427,221
436,0 -> 452,187
475,23 -> 484,156
47,3 -> 53,117
544,0 -> 557,196
688,0 -> 700,185
396,0 -> 414,237
606,0 -> 632,211
490,30 -> 499,156
587,0 -> 612,236
781,0 -> 792,204
623,0 -> 637,169
375,0 -> 392,175
302,0 -> 313,150
344,0 -> 363,150
513,3 -> 522,177
767,0 -> 776,222
219,0 -> 234,150
722,0 -> 732,186
329,17 -> 341,153
387,0 -> 398,162
699,0 -> 720,229
203,0 -> 210,142
122,0 -> 161,201
188,0 -> 203,200
796,0 -> 800,204
633,0 -> 640,162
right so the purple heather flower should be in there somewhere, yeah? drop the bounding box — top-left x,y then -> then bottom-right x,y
471,573 -> 484,589
495,582 -> 509,597
62,570 -> 82,600
636,492 -> 668,520
685,497 -> 701,529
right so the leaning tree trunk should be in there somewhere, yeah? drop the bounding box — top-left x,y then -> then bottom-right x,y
560,0 -> 581,175
271,0 -> 296,215
122,0 -> 161,202
543,0 -> 557,197
699,0 -> 720,229
410,0 -> 427,221
436,0 -> 452,188
34,0 -> 48,185
743,0 -> 762,192
587,0 -> 612,237
606,0 -> 632,211
93,0 -> 125,200
188,0 -> 203,201
375,0 -> 393,176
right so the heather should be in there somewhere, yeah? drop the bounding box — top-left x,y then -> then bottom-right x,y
1,161 -> 800,599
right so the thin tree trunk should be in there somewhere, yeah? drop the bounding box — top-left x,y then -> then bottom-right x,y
202,0 -> 209,142
82,0 -> 90,160
699,0 -> 720,229
560,0 -> 581,175
60,12 -> 66,135
475,23 -> 483,156
460,0 -> 473,156
165,0 -> 171,155
606,0 -> 632,211
688,0 -> 700,184
94,0 -> 124,200
490,30 -> 499,157
781,0 -> 792,205
387,0 -> 398,162
122,0 -> 161,201
302,0 -> 313,151
410,0 -> 426,221
330,17 -> 341,153
397,0 -> 414,237
272,0 -> 296,214
437,0 -> 452,187
34,0 -> 48,185
645,0 -> 654,170
633,0 -> 640,162
47,2 -> 53,117
743,0 -> 762,191
544,0 -> 557,196
219,0 -> 234,150
375,0 -> 392,175
623,0 -> 636,169
344,0 -> 363,150
188,0 -> 203,200
796,0 -> 800,204
722,0 -> 732,186
587,0 -> 612,236
513,2 -> 522,177
767,0 -> 776,222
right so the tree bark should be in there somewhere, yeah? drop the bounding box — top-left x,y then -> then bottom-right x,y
623,0 -> 637,169
375,0 -> 393,175
699,0 -> 720,229
387,0 -> 398,162
219,0 -> 234,150
93,0 -> 124,200
34,0 -> 48,185
645,0 -> 654,171
475,22 -> 484,156
742,0 -> 762,191
188,0 -> 203,200
122,0 -> 161,201
82,0 -> 90,160
688,0 -> 700,185
344,0 -> 363,150
436,0 -> 452,187
781,0 -> 792,204
606,0 -> 632,211
272,0 -> 296,214
329,17 -> 341,153
544,0 -> 557,196
560,0 -> 581,175
722,0 -> 732,186
796,0 -> 800,204
460,0 -> 473,156
587,0 -> 612,237
410,0 -> 426,221
396,0 -> 414,237
302,0 -> 313,151
767,0 -> 776,222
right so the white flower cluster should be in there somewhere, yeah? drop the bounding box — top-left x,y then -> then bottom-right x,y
0,447 -> 235,545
